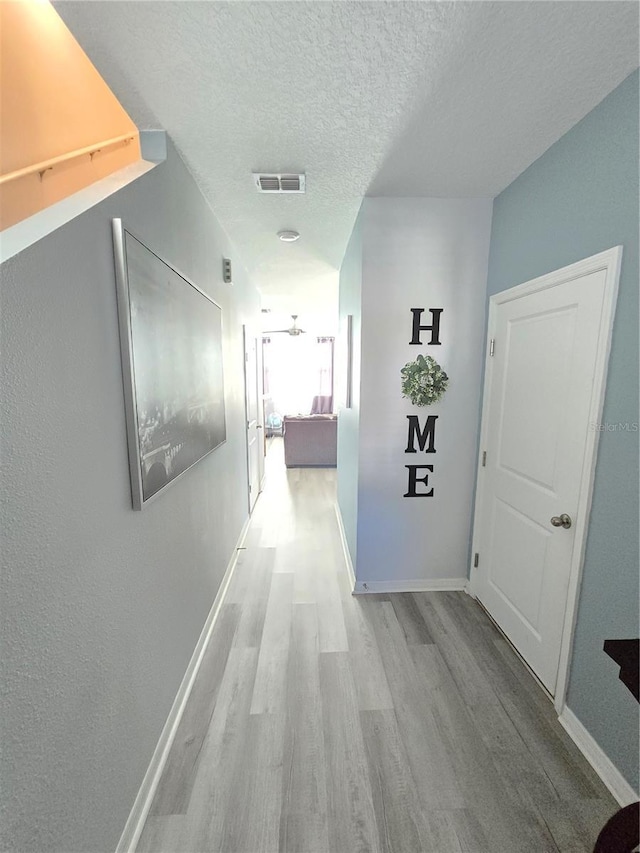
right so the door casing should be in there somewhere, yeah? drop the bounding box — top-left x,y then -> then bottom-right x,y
243,326 -> 264,513
469,246 -> 622,713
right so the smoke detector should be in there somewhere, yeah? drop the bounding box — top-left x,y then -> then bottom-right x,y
253,173 -> 306,193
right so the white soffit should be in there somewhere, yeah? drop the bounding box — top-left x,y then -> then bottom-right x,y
55,1 -> 639,316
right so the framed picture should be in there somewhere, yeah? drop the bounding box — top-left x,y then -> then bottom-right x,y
112,219 -> 226,509
346,314 -> 354,408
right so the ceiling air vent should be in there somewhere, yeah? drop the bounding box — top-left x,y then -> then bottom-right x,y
253,173 -> 306,193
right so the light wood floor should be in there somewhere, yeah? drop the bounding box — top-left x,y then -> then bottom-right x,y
137,438 -> 616,853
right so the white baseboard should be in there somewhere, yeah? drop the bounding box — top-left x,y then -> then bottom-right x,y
333,503 -> 356,592
353,577 -> 468,594
331,504 -> 468,597
115,514 -> 251,853
558,706 -> 639,806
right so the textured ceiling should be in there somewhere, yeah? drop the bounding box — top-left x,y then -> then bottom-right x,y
56,1 -> 639,323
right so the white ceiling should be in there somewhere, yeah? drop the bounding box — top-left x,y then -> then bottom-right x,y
56,1 -> 639,326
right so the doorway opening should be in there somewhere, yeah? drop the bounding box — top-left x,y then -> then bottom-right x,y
262,333 -> 336,470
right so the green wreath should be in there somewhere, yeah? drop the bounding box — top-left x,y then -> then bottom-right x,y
400,354 -> 449,406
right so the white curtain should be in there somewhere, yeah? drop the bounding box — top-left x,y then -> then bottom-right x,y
263,335 -> 334,416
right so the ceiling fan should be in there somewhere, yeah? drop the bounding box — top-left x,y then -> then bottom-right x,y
263,314 -> 307,336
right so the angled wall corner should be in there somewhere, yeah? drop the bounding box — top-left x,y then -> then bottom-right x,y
140,131 -> 169,164
337,207 -> 364,576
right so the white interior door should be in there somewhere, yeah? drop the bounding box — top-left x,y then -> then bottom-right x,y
471,249 -> 621,696
243,327 -> 262,513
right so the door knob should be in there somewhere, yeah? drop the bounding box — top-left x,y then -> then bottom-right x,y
550,513 -> 572,529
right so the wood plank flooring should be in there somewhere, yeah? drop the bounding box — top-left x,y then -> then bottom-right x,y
137,438 -> 617,853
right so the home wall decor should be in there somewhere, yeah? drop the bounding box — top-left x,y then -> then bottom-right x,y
112,219 -> 226,509
337,196 -> 493,589
403,307 -> 445,498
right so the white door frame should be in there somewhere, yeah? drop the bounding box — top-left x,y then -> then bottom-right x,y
243,325 -> 263,513
469,246 -> 622,714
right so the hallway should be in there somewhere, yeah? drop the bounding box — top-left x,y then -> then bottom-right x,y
137,441 -> 616,853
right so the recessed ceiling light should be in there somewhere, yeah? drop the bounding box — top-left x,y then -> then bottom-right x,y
278,230 -> 300,242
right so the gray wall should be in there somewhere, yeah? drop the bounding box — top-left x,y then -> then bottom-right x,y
336,210 -> 363,567
353,198 -> 492,586
486,70 -> 639,790
1,141 -> 260,851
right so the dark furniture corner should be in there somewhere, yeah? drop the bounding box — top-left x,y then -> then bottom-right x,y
592,638 -> 639,853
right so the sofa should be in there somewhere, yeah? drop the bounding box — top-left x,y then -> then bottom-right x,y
283,414 -> 337,468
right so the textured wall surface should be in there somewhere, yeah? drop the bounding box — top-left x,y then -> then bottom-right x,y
56,1 -> 639,313
0,140 -> 260,851
354,197 -> 493,585
337,209 -> 363,568
486,70 -> 639,790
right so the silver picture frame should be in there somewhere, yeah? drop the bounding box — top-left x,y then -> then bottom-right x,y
112,219 -> 226,509
346,314 -> 354,409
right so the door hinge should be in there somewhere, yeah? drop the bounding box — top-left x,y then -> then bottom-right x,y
482,450 -> 487,467
489,338 -> 495,357
474,553 -> 479,568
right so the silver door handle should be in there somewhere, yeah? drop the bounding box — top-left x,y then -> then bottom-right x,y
550,513 -> 572,529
